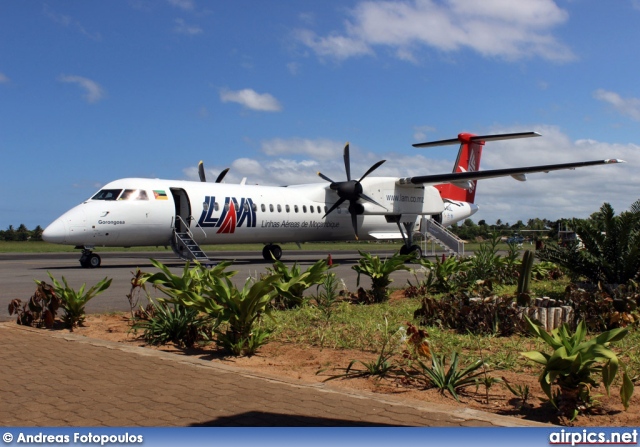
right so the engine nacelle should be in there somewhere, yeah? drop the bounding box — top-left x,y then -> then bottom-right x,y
359,178 -> 445,215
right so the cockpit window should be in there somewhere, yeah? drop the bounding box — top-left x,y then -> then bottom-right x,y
91,189 -> 122,201
119,189 -> 149,200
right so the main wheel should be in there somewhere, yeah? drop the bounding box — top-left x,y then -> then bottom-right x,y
88,253 -> 101,268
400,244 -> 422,260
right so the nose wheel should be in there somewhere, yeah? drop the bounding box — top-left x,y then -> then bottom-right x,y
79,249 -> 101,268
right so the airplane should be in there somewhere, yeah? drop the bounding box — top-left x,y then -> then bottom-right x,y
42,132 -> 625,268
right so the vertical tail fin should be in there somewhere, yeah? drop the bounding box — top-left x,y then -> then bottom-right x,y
413,131 -> 540,204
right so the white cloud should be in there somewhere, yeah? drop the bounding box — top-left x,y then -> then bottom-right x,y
0,72 -> 9,84
167,0 -> 195,11
261,138 -> 343,160
472,125 -> 638,222
58,75 -> 106,103
43,5 -> 101,40
220,88 -> 282,112
173,18 -> 203,35
296,0 -> 573,63
593,89 -> 640,121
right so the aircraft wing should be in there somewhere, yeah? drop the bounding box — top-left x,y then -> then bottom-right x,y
398,159 -> 625,186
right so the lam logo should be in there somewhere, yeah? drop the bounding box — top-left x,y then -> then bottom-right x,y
198,196 -> 256,233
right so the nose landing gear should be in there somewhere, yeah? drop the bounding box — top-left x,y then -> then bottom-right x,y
79,248 -> 101,268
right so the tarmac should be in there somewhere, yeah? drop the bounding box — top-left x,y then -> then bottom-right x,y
0,323 -> 549,427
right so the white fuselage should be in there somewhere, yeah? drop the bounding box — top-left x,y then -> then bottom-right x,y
42,177 -> 478,248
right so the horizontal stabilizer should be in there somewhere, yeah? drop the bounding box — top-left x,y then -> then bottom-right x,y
413,131 -> 541,148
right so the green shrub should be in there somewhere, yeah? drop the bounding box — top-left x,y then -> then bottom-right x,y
46,273 -> 112,330
269,258 -> 332,309
8,281 -> 60,328
521,316 -> 634,419
132,300 -> 212,348
352,251 -> 411,303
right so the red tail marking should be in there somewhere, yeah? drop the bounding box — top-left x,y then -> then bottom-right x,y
436,133 -> 484,204
216,200 -> 237,234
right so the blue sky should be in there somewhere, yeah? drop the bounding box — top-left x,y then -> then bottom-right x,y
1,0 -> 639,230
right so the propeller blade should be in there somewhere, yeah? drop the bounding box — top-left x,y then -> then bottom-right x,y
322,197 -> 346,218
317,172 -> 335,183
359,192 -> 385,209
343,143 -> 351,181
198,161 -> 206,182
358,159 -> 386,182
215,167 -> 230,183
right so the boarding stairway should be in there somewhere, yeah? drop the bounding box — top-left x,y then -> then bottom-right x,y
171,216 -> 210,262
419,217 -> 465,256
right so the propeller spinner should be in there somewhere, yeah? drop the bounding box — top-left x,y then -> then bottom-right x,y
317,143 -> 386,239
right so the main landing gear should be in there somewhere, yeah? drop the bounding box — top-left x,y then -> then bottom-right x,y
390,216 -> 423,260
79,249 -> 101,268
262,244 -> 282,261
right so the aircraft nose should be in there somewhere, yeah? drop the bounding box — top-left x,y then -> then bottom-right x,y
42,218 -> 68,244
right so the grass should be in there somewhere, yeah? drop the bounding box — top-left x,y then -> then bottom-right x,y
263,283 -> 640,382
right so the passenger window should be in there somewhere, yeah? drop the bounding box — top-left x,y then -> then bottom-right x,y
317,206 -> 321,214
277,204 -> 282,213
261,204 -> 266,212
285,205 -> 290,213
225,203 -> 230,211
294,205 -> 299,213
252,203 -> 257,212
215,202 -> 220,211
269,204 -> 274,212
91,189 -> 122,201
310,206 -> 314,214
244,203 -> 250,212
303,205 -> 307,213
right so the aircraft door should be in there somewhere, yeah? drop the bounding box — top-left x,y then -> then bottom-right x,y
170,188 -> 192,232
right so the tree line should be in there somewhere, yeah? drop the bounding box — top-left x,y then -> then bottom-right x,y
447,217 -> 570,241
1,224 -> 44,241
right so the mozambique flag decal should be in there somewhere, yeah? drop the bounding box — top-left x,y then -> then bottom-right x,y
153,190 -> 168,200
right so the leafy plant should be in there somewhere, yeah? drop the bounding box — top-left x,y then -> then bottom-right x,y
143,259 -> 277,356
352,251 -> 411,303
320,317 -> 403,381
8,281 -> 60,328
408,351 -> 485,401
521,316 -> 634,419
314,272 -> 342,322
45,273 -> 112,330
142,258 -> 236,298
269,258 -> 332,309
416,256 -> 469,294
211,275 -> 280,356
566,283 -> 640,332
538,200 -> 640,285
502,377 -> 531,410
413,293 -> 527,336
131,299 -> 212,348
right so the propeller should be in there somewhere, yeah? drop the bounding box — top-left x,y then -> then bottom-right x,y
198,161 -> 230,183
317,143 -> 386,239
